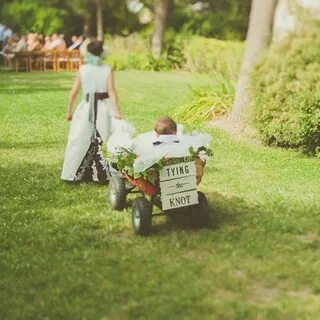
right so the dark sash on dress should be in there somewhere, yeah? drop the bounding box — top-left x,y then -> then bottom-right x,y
74,92 -> 110,183
86,92 -> 109,126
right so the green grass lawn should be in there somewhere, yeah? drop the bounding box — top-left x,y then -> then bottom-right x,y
1,70 -> 320,320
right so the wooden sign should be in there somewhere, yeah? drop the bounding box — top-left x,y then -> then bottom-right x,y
159,162 -> 198,211
160,175 -> 197,195
161,190 -> 198,211
159,161 -> 196,181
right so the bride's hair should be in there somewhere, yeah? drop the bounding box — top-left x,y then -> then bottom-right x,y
87,40 -> 104,56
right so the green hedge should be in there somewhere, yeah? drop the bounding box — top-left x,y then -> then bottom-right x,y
252,25 -> 320,154
105,33 -> 243,77
183,37 -> 243,80
104,34 -> 243,125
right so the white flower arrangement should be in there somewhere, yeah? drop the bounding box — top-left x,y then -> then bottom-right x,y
198,150 -> 211,162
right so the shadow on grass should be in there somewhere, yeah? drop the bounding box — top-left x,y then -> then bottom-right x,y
0,140 -> 62,149
0,72 -> 73,94
0,88 -> 70,94
2,161 -> 264,239
1,162 -> 108,215
137,191 -> 262,236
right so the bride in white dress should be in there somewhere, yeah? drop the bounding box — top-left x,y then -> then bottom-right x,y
61,40 -> 122,183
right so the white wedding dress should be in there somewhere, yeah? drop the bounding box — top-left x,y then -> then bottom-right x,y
61,64 -> 114,182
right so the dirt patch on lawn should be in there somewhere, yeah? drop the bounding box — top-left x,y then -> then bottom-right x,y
207,117 -> 260,145
248,284 -> 279,304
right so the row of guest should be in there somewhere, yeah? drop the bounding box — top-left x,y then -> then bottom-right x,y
0,24 -> 13,50
28,33 -> 84,52
0,31 -> 84,68
1,32 -> 84,56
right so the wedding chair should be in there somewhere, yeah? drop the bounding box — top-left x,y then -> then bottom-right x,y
68,49 -> 82,71
56,49 -> 69,71
14,52 -> 31,72
43,50 -> 57,71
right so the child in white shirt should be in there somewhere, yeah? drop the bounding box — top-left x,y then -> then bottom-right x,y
107,116 -> 211,173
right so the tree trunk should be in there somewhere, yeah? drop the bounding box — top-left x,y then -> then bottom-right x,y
96,0 -> 103,41
230,0 -> 278,125
83,14 -> 90,37
151,0 -> 171,58
273,0 -> 296,41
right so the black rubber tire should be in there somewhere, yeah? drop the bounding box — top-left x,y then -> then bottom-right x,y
108,176 -> 127,210
132,197 -> 152,236
189,191 -> 211,228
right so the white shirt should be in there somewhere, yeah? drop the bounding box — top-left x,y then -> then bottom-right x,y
106,124 -> 212,173
3,28 -> 13,40
68,40 -> 82,51
14,39 -> 27,52
0,24 -> 5,42
49,38 -> 65,50
132,130 -> 212,173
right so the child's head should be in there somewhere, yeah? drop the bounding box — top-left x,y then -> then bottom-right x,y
154,116 -> 177,136
87,40 -> 104,56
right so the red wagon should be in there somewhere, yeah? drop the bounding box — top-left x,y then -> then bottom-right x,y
107,158 -> 210,236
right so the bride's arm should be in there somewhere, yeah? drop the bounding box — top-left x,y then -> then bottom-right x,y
107,70 -> 122,119
66,73 -> 81,121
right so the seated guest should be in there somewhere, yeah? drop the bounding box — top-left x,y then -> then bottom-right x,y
27,34 -> 42,51
43,35 -> 52,50
0,37 -> 16,68
0,37 -> 9,56
68,35 -> 83,51
57,33 -> 67,50
13,35 -> 27,52
58,34 -> 66,50
3,25 -> 13,45
26,32 -> 33,47
0,23 -> 5,51
49,33 -> 64,50
0,37 -> 15,54
0,25 -> 12,60
38,33 -> 45,47
1,34 -> 26,68
50,33 -> 67,50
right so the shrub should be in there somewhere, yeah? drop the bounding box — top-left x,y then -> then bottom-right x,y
171,77 -> 235,124
105,33 -> 151,71
105,33 -> 243,77
183,37 -> 243,80
163,30 -> 186,69
252,25 -> 320,154
107,51 -> 150,71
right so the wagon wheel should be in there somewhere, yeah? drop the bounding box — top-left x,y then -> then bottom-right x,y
132,197 -> 152,236
108,176 -> 127,210
189,191 -> 210,228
